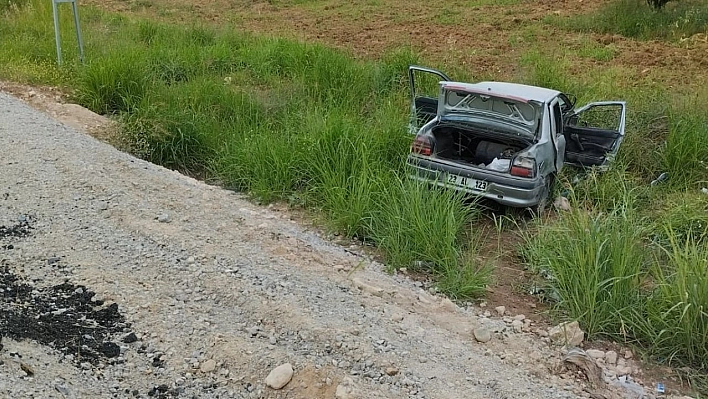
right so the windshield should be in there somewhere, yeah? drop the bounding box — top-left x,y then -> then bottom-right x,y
443,89 -> 540,131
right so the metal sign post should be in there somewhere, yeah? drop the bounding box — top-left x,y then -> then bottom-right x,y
52,0 -> 85,65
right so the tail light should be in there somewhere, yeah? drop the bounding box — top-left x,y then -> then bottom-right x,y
411,135 -> 433,156
510,156 -> 535,178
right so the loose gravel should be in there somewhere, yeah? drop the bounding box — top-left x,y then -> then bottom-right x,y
0,90 -> 627,398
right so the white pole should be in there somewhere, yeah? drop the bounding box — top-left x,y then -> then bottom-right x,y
52,0 -> 62,65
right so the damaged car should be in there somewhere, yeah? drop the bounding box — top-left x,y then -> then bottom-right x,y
406,65 -> 626,211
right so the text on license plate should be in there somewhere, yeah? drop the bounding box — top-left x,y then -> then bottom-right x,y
446,173 -> 488,191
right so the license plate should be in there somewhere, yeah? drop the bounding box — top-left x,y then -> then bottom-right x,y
446,173 -> 488,191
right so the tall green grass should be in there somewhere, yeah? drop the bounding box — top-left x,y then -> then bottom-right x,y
662,110 -> 708,188
637,232 -> 708,369
520,43 -> 708,387
523,207 -> 647,338
549,0 -> 708,40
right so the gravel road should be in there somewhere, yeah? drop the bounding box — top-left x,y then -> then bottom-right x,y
0,90 -> 601,399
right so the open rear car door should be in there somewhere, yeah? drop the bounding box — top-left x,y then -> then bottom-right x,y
408,66 -> 450,133
563,101 -> 626,168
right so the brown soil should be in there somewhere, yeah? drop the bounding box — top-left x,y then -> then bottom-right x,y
83,0 -> 707,89
0,81 -> 119,143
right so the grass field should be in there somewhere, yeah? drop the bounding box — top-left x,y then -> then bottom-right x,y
1,0 -> 707,393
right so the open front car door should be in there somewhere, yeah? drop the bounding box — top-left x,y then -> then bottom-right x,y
563,101 -> 626,168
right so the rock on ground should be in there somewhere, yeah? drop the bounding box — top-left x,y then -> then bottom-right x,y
473,327 -> 492,343
265,363 -> 294,389
548,321 -> 585,347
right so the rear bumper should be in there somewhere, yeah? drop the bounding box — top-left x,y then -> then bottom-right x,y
407,155 -> 546,208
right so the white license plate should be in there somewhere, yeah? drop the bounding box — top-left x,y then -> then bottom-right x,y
446,173 -> 488,191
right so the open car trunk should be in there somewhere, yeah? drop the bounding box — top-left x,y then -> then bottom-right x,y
431,124 -> 530,173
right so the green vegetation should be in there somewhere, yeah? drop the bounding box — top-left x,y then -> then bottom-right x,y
549,0 -> 708,40
523,207 -> 647,339
1,0 -> 707,391
520,44 -> 708,390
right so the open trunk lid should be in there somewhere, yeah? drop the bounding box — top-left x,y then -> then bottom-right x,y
438,82 -> 541,140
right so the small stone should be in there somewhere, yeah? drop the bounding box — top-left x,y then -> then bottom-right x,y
334,265 -> 345,271
554,196 -> 571,211
615,365 -> 632,376
122,332 -> 138,343
200,359 -> 217,373
604,350 -> 618,365
495,306 -> 506,316
335,384 -> 351,399
385,367 -> 399,376
473,327 -> 492,343
623,349 -> 633,360
548,321 -> 585,347
586,349 -> 605,359
157,214 -> 171,223
186,256 -> 195,264
100,342 -> 120,358
20,363 -> 34,376
352,278 -> 384,297
511,319 -> 524,333
265,363 -> 293,390
513,314 -> 526,321
55,384 -> 70,396
439,298 -> 457,312
391,314 -> 404,322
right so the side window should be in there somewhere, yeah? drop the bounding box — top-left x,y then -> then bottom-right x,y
552,102 -> 563,137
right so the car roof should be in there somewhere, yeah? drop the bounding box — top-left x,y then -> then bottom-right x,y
441,81 -> 561,103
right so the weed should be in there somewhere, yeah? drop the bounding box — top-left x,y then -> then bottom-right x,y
662,110 -> 708,188
370,180 -> 480,273
637,230 -> 708,370
76,50 -> 152,114
577,39 -> 617,62
523,207 -> 647,339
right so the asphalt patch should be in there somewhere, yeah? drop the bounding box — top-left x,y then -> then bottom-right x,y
0,265 -> 130,365
0,216 -> 32,238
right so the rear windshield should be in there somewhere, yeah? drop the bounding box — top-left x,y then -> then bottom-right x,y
444,90 -> 539,128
